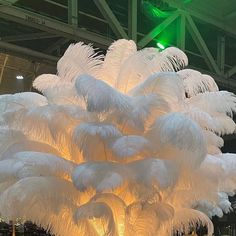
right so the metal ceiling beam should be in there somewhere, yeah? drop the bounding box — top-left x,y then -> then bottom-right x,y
0,63 -> 34,75
43,38 -> 70,54
186,14 -> 221,75
1,32 -> 59,42
163,0 -> 236,38
0,3 -> 112,49
93,0 -> 128,39
226,65 -> 236,78
138,12 -> 179,48
225,10 -> 236,20
177,13 -> 185,50
0,40 -> 58,65
68,0 -> 78,26
44,0 -> 67,9
1,0 -> 17,4
217,35 -> 225,75
128,0 -> 137,42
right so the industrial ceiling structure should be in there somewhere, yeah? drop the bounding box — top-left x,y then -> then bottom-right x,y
0,0 -> 236,93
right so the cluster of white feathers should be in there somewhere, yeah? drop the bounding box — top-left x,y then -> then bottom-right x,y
0,39 -> 236,236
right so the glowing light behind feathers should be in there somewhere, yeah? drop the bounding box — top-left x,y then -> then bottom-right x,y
0,39 -> 235,236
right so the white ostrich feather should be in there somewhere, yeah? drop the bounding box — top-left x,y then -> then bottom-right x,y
100,39 -> 137,86
0,128 -> 26,159
177,69 -> 218,97
194,199 -> 224,218
74,202 -> 118,236
91,193 -> 126,235
146,112 -> 207,168
0,92 -> 47,114
187,91 -> 236,117
172,208 -> 213,236
111,135 -> 152,160
75,74 -> 131,113
1,139 -> 62,161
42,82 -> 84,106
0,177 -> 80,236
200,154 -> 236,193
109,94 -> 169,134
73,123 -> 122,161
115,47 -> 188,93
203,130 -> 223,155
72,162 -> 127,192
130,72 -> 185,111
128,158 -> 179,190
0,151 -> 75,182
72,158 -> 178,194
124,201 -> 174,235
160,47 -> 188,71
57,42 -> 104,81
33,74 -> 61,92
214,114 -> 236,135
182,107 -> 219,131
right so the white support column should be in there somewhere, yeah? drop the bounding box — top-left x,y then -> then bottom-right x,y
186,14 -> 221,75
128,0 -> 137,42
68,0 -> 78,26
94,0 -> 128,39
138,12 -> 179,48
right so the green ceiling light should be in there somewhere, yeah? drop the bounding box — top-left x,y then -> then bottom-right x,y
157,42 -> 165,50
142,1 -> 172,19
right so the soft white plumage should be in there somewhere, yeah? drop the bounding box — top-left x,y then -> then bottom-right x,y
0,39 -> 235,236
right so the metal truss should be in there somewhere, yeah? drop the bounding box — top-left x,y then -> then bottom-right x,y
0,0 -> 236,87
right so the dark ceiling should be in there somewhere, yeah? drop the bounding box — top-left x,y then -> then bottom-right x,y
0,0 -> 236,94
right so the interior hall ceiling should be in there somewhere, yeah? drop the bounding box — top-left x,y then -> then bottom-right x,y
0,0 -> 236,93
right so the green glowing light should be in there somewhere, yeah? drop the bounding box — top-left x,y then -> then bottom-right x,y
157,42 -> 165,50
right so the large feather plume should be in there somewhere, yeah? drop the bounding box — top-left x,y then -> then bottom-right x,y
146,113 -> 207,168
57,42 -> 104,81
0,177 -> 80,236
100,39 -> 137,86
177,69 -> 218,98
75,74 -> 131,113
115,47 -> 188,93
130,72 -> 185,111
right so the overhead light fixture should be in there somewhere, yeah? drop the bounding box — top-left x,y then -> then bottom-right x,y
157,42 -> 165,50
16,75 -> 24,80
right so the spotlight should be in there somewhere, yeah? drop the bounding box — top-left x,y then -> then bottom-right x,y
16,75 -> 24,80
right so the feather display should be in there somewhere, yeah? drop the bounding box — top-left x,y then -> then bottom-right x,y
0,39 -> 236,236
